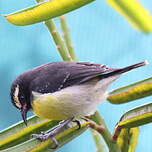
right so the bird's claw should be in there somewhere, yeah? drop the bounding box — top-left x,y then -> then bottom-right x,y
32,133 -> 59,149
32,133 -> 51,140
73,119 -> 81,129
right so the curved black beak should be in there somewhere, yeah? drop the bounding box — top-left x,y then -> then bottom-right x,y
21,104 -> 28,126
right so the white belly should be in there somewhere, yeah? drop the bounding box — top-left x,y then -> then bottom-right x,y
51,84 -> 108,118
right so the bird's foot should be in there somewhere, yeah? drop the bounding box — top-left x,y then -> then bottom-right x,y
32,133 -> 59,149
72,119 -> 81,129
32,118 -> 74,149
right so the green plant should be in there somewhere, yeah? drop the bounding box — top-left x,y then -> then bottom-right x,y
1,0 -> 152,152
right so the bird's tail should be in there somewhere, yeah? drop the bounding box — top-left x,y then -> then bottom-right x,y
103,60 -> 148,77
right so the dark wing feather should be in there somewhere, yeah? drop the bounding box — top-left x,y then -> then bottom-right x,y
27,61 -> 114,94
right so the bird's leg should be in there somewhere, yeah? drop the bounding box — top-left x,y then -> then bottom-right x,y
32,117 -> 74,149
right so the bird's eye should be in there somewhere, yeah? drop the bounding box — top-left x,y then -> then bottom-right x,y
20,96 -> 24,100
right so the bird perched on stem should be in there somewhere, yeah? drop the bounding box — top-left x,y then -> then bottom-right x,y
10,60 -> 148,147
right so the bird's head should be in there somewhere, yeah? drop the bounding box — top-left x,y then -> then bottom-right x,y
10,78 -> 31,125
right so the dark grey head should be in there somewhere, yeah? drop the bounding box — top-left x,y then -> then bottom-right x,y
10,77 -> 31,125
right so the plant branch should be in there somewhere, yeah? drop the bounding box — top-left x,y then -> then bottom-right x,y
44,20 -> 73,61
128,128 -> 139,152
60,16 -> 77,60
89,111 -> 121,152
116,127 -> 139,152
90,129 -> 106,152
36,0 -> 72,61
116,128 -> 130,152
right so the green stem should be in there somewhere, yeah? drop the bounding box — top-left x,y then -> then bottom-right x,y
117,128 -> 130,152
36,0 -> 72,61
44,20 -> 72,61
116,127 -> 139,152
89,111 -> 121,152
128,128 -> 139,152
90,129 -> 106,152
60,16 -> 77,60
36,0 -> 43,2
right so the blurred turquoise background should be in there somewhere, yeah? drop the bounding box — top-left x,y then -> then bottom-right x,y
0,0 -> 152,151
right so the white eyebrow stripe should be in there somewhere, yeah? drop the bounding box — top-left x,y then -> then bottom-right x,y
14,85 -> 19,98
13,85 -> 22,108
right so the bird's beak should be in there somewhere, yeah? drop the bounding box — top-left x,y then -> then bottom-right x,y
21,104 -> 28,126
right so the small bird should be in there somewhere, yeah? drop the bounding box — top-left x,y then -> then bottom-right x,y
10,61 -> 147,144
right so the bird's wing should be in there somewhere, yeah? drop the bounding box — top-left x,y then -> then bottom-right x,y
29,61 -> 115,94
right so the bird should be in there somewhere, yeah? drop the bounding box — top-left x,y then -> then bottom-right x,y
10,61 -> 148,145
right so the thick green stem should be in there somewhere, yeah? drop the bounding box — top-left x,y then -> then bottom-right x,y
89,111 -> 121,152
128,128 -> 139,152
116,127 -> 139,152
117,128 -> 130,152
60,16 -> 77,61
117,102 -> 152,128
1,121 -> 89,152
108,76 -> 152,104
